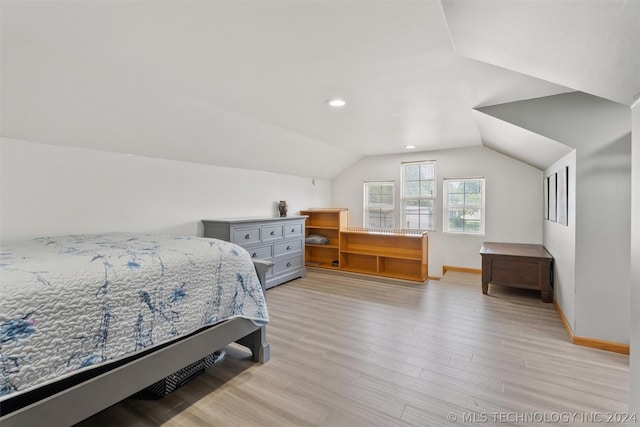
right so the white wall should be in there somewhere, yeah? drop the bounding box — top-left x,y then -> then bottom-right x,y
574,132 -> 631,343
543,151 -> 577,331
479,92 -> 631,344
630,102 -> 639,414
331,145 -> 542,278
0,138 -> 331,241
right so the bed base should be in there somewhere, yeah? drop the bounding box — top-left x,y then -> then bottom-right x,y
0,259 -> 273,427
1,319 -> 268,427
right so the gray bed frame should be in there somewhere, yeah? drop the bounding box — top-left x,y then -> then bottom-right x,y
0,260 -> 273,427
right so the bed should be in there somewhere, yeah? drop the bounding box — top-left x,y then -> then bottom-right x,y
0,233 -> 271,426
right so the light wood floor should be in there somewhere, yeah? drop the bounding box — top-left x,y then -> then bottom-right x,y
78,270 -> 630,426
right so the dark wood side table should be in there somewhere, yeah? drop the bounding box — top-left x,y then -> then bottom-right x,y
479,242 -> 553,303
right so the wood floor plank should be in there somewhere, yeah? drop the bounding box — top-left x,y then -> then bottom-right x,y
77,270 -> 629,426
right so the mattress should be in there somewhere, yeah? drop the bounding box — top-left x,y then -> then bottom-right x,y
0,233 -> 268,401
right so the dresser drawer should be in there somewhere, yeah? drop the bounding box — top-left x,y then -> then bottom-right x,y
274,240 -> 302,257
233,227 -> 261,246
246,244 -> 273,260
262,224 -> 283,242
284,223 -> 303,238
273,255 -> 304,275
202,215 -> 307,289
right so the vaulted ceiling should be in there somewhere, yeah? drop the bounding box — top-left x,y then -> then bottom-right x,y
1,1 -> 638,178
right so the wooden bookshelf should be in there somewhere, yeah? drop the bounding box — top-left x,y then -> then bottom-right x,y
300,209 -> 348,270
339,228 -> 428,282
300,210 -> 428,282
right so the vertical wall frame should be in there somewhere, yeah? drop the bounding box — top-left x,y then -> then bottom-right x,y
557,166 -> 568,226
543,176 -> 549,220
549,173 -> 557,222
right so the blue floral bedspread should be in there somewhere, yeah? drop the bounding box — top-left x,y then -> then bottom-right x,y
0,233 -> 268,400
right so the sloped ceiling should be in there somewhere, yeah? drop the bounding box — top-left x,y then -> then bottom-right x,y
472,109 -> 573,170
477,92 -> 632,151
1,1 -> 638,177
443,0 -> 640,107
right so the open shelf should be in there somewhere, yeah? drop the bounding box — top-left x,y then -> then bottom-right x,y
306,225 -> 340,230
302,209 -> 348,228
340,231 -> 426,260
379,257 -> 423,280
339,252 -> 377,271
339,229 -> 428,282
306,243 -> 339,249
300,209 -> 428,282
340,248 -> 421,260
305,261 -> 340,270
301,209 -> 348,270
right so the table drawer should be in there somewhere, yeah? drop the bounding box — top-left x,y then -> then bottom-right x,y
274,240 -> 302,257
262,225 -> 284,241
284,223 -> 303,238
246,244 -> 273,260
273,255 -> 304,275
233,227 -> 261,246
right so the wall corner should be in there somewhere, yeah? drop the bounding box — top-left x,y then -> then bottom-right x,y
630,102 -> 640,414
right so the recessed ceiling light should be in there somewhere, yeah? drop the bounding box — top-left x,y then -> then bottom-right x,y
405,145 -> 417,149
327,98 -> 346,108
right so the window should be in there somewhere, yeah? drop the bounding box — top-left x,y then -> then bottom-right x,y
401,161 -> 435,230
363,181 -> 395,229
443,177 -> 485,234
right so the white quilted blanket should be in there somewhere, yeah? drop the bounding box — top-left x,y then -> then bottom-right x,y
0,233 -> 268,400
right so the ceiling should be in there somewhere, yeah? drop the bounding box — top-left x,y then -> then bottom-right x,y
1,1 -> 638,178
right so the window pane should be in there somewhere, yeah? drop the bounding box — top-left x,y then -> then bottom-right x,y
403,199 -> 433,229
465,192 -> 481,205
405,214 -> 420,229
448,181 -> 464,194
420,164 -> 435,180
464,220 -> 481,233
380,193 -> 393,206
405,165 -> 420,181
448,193 -> 464,205
365,182 -> 395,229
419,199 -> 433,209
367,209 -> 379,228
465,181 -> 480,193
422,212 -> 433,229
448,208 -> 464,232
444,178 -> 484,234
405,182 -> 420,197
402,161 -> 435,230
405,199 -> 419,209
420,181 -> 434,197
464,208 -> 481,221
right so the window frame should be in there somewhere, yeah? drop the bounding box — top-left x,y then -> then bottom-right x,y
363,180 -> 395,229
400,160 -> 436,231
442,177 -> 486,235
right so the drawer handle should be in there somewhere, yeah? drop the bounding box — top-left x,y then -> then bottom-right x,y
252,252 -> 258,258
286,262 -> 292,267
286,245 -> 292,250
245,234 -> 251,239
270,231 -> 275,236
291,228 -> 296,232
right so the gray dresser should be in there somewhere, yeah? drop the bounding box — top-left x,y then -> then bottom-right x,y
202,216 -> 307,289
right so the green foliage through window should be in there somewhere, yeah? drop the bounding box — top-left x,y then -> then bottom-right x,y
444,178 -> 484,234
